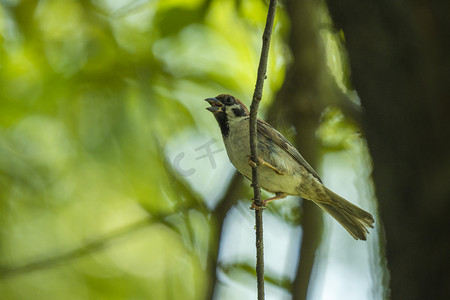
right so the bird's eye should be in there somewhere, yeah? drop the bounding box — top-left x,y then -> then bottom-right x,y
226,96 -> 233,104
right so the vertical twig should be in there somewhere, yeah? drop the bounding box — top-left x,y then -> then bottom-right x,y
249,0 -> 278,299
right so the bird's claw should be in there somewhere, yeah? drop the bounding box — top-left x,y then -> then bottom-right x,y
250,200 -> 266,210
247,155 -> 285,175
248,156 -> 258,168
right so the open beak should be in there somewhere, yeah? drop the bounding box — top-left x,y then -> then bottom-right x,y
205,97 -> 223,113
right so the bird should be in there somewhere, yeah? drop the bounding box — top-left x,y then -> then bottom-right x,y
205,94 -> 375,240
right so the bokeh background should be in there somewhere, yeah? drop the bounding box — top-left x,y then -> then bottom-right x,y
1,0 -> 448,300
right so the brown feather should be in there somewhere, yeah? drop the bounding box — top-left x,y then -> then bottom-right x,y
256,119 -> 321,181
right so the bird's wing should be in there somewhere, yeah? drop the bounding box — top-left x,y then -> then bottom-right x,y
257,119 -> 322,181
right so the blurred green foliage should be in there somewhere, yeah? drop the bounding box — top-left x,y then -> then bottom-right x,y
0,0 -> 377,299
0,0 -> 289,299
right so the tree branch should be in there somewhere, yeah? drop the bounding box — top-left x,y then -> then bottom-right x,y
0,203 -> 205,279
0,217 -> 153,278
204,173 -> 244,300
249,0 -> 278,299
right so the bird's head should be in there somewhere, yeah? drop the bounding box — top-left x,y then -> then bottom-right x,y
205,94 -> 249,119
205,94 -> 249,137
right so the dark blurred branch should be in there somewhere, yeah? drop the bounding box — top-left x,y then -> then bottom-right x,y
249,0 -> 278,299
0,198 -> 211,280
204,172 -> 243,300
0,216 -> 153,279
266,0 -> 345,298
330,83 -> 363,126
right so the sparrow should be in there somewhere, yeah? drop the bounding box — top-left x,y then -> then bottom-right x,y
205,94 -> 374,240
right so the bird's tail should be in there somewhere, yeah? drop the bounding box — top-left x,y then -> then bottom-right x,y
313,187 -> 375,240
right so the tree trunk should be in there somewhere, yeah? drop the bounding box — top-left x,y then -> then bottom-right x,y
326,1 -> 450,299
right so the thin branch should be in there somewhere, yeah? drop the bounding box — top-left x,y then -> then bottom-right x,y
249,0 -> 278,299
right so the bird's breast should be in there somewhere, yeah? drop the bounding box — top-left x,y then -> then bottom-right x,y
223,120 -> 252,178
222,119 -> 306,196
